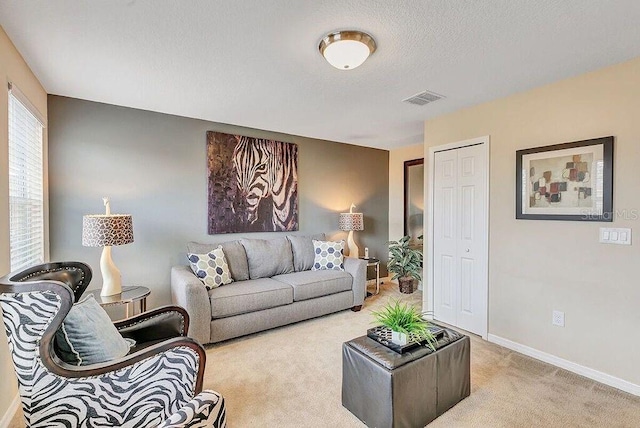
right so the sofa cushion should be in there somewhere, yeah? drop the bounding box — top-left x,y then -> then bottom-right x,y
287,233 -> 326,272
188,240 -> 249,281
312,240 -> 345,271
241,238 -> 294,279
272,270 -> 352,302
209,278 -> 293,319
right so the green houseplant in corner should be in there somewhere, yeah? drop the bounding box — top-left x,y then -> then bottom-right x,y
371,299 -> 437,350
387,235 -> 423,294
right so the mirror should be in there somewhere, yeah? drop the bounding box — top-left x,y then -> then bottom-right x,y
404,158 -> 424,250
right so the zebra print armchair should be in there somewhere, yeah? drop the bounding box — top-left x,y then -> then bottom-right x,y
0,262 -> 226,427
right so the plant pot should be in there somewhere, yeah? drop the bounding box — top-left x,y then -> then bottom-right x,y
391,330 -> 408,346
398,277 -> 416,294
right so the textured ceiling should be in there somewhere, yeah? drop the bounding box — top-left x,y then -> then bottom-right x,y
1,1 -> 640,149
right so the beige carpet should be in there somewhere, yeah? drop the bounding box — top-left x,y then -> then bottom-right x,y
9,283 -> 640,427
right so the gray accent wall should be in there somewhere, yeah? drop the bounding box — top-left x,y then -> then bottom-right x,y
48,96 -> 389,307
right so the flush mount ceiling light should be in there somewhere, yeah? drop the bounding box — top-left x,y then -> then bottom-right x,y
319,30 -> 376,70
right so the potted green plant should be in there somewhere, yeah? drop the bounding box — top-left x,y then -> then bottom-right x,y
371,300 -> 437,349
387,235 -> 423,294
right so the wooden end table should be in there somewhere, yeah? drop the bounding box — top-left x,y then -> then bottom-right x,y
85,286 -> 150,319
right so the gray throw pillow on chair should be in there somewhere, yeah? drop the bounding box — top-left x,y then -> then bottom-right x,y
55,295 -> 130,366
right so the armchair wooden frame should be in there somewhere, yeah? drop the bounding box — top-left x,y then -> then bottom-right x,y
0,261 -> 225,427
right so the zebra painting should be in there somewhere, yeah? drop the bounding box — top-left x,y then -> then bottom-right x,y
207,131 -> 299,233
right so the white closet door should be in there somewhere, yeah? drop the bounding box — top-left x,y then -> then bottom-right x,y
433,149 -> 458,326
455,144 -> 487,335
433,144 -> 487,336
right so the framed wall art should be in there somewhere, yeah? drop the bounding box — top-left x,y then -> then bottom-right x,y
516,136 -> 613,221
207,131 -> 299,234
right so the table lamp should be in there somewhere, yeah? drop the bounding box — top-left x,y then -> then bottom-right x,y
82,197 -> 134,296
339,203 -> 364,258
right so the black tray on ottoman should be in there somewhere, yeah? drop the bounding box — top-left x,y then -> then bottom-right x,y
366,324 -> 447,354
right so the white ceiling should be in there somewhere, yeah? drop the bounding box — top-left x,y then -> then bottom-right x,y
1,1 -> 640,150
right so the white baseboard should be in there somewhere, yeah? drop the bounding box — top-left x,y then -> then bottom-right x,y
488,334 -> 640,397
0,394 -> 19,428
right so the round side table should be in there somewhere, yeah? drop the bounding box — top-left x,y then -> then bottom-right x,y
85,286 -> 150,319
360,257 -> 380,296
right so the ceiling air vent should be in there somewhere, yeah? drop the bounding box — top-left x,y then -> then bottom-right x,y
402,90 -> 445,106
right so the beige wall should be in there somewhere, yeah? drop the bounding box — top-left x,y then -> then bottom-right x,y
0,26 -> 48,422
424,57 -> 640,387
388,143 -> 423,241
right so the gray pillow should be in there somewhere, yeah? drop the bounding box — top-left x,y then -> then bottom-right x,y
55,295 -> 130,366
187,240 -> 249,281
287,233 -> 326,272
241,237 -> 294,279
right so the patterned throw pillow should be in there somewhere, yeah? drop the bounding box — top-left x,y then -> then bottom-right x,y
312,240 -> 345,271
187,246 -> 233,289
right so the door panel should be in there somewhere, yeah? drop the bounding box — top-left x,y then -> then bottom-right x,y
460,155 -> 475,177
461,185 -> 474,241
442,187 -> 455,239
433,150 -> 458,325
456,144 -> 487,334
433,143 -> 487,337
440,254 -> 454,309
460,257 -> 474,314
442,158 -> 455,178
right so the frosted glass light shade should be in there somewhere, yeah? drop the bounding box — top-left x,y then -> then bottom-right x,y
324,40 -> 370,70
319,30 -> 376,70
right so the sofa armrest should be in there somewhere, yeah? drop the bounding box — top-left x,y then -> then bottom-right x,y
171,266 -> 211,345
344,258 -> 367,307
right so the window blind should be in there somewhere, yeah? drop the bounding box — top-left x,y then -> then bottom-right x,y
8,82 -> 45,272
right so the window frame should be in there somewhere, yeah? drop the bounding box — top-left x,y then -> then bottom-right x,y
8,82 -> 46,272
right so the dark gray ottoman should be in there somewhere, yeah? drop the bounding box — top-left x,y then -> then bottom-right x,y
342,327 -> 470,428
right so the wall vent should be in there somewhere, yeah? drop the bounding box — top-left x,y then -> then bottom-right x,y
403,90 -> 445,106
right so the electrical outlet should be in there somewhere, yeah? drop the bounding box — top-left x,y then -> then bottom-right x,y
552,310 -> 565,327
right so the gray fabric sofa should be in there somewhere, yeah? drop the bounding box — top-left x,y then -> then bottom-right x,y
171,235 -> 367,345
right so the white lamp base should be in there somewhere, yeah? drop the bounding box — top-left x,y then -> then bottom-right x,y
346,230 -> 360,258
100,246 -> 122,296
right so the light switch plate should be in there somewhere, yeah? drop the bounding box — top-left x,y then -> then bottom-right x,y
599,228 -> 632,245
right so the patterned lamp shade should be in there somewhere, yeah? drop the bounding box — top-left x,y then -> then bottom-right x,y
339,212 -> 364,231
82,215 -> 134,247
